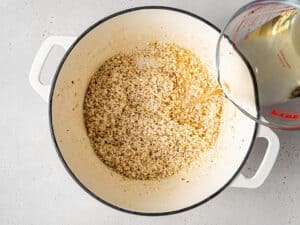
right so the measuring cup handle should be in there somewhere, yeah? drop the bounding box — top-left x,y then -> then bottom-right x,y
29,36 -> 77,102
230,125 -> 280,189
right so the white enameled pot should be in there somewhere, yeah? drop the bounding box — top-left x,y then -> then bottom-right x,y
29,7 -> 279,215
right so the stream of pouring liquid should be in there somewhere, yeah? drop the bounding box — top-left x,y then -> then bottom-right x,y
235,9 -> 300,127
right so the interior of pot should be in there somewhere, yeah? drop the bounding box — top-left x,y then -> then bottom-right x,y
50,8 -> 257,214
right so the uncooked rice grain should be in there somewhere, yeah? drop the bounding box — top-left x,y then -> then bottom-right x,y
83,42 -> 224,180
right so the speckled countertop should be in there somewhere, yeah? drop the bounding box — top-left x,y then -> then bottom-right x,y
0,0 -> 299,224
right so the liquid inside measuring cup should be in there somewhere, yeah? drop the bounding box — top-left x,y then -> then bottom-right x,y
217,1 -> 300,129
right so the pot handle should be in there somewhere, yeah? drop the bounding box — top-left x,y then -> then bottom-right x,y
29,36 -> 77,102
230,125 -> 280,188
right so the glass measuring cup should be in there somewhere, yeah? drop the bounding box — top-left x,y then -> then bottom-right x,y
216,0 -> 300,130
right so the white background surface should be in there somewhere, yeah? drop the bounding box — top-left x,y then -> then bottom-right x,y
1,0 -> 300,224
